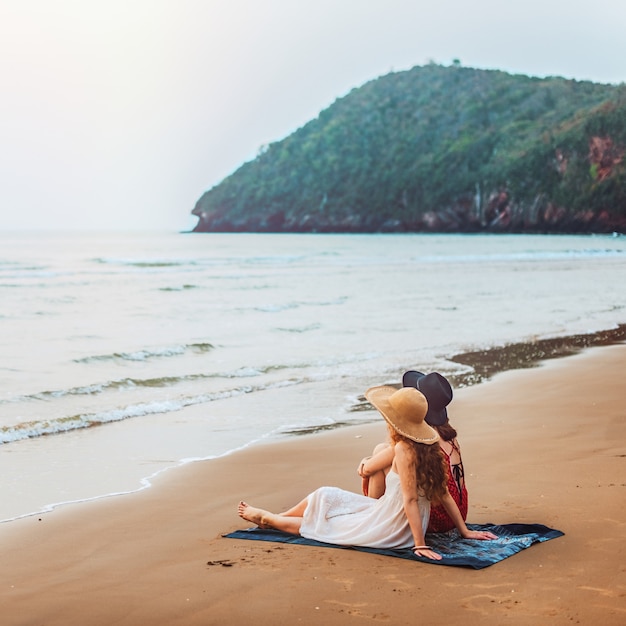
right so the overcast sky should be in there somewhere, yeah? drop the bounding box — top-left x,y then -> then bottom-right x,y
1,0 -> 625,232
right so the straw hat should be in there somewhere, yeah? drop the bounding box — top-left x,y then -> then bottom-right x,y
365,385 -> 439,445
402,371 -> 453,426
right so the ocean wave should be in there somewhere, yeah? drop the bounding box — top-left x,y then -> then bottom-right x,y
0,378 -> 304,444
0,270 -> 61,284
254,302 -> 301,313
249,296 -> 348,314
410,248 -> 625,264
4,375 -> 203,403
73,342 -> 214,364
0,363 -> 295,405
93,257 -> 190,268
158,284 -> 199,292
275,323 -> 322,333
242,254 -> 306,265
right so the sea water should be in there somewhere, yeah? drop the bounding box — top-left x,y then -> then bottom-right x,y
1,231 -> 625,522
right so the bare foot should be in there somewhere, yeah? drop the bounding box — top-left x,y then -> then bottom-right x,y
238,501 -> 271,529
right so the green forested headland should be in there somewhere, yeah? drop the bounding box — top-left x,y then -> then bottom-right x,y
192,64 -> 626,234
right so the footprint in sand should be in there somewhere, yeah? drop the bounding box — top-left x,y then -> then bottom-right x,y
460,593 -> 522,616
326,600 -> 391,622
577,585 -> 623,598
328,576 -> 355,592
381,573 -> 413,592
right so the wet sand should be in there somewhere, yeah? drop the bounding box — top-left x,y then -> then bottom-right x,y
1,343 -> 625,625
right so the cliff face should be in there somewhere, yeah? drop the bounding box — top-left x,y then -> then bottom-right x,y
192,65 -> 626,234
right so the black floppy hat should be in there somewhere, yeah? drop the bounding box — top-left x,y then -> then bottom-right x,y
401,371 -> 453,426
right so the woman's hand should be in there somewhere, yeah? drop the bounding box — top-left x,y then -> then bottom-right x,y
413,546 -> 442,560
356,457 -> 370,477
461,529 -> 498,541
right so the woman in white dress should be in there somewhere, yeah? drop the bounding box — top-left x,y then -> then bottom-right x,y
360,371 -> 470,533
238,385 -> 496,560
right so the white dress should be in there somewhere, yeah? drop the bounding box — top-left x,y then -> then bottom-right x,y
299,470 -> 430,549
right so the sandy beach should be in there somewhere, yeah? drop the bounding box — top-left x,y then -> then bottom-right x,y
1,343 -> 625,625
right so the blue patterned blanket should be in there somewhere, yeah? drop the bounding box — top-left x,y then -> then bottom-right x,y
224,523 -> 564,569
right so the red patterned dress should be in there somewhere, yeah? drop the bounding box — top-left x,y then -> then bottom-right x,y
427,439 -> 467,533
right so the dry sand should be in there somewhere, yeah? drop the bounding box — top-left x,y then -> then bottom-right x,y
1,344 -> 625,625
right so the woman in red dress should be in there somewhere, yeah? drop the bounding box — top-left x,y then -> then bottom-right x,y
359,371 -> 466,533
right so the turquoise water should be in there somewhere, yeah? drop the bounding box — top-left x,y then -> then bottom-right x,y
1,231 -> 625,521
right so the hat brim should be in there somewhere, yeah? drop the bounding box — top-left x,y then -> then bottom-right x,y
402,370 -> 425,387
365,385 -> 439,445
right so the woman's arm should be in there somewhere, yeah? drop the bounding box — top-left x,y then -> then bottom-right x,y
440,492 -> 498,540
395,442 -> 442,561
357,444 -> 394,477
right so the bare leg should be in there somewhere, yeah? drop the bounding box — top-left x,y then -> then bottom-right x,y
238,501 -> 303,535
366,469 -> 388,499
278,497 -> 309,518
362,442 -> 392,499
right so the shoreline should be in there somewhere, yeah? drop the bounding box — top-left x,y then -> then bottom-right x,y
1,342 -> 625,624
448,322 -> 626,386
3,323 -> 625,525
269,323 -> 626,437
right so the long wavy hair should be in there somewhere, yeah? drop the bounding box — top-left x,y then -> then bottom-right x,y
390,428 -> 448,503
435,421 -> 457,442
